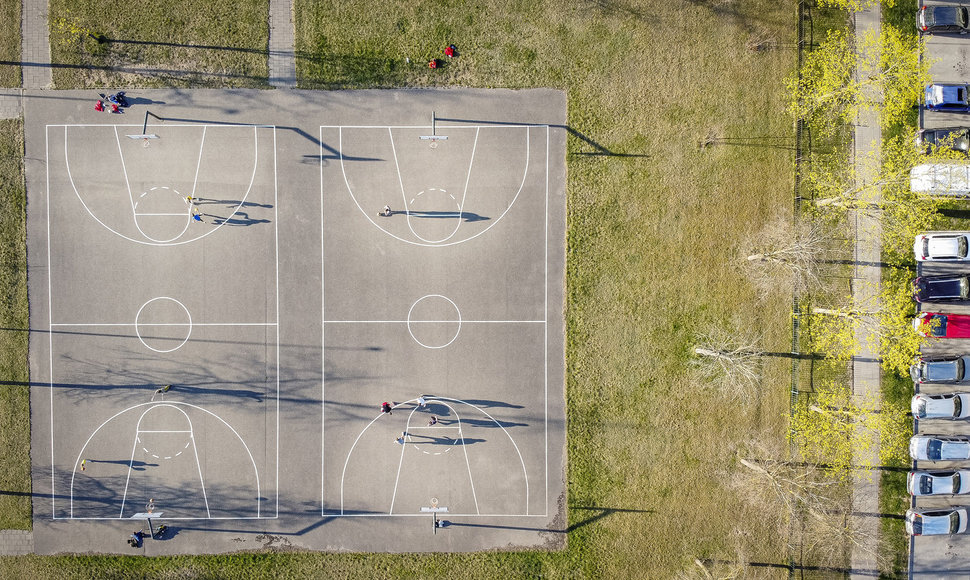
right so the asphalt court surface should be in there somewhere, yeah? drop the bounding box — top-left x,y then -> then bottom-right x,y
24,89 -> 566,554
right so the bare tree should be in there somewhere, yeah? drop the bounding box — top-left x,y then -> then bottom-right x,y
742,217 -> 834,296
691,325 -> 763,400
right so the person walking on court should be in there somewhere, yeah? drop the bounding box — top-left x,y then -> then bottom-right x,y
427,416 -> 438,427
380,205 -> 392,217
381,402 -> 393,415
417,396 -> 427,408
192,207 -> 205,223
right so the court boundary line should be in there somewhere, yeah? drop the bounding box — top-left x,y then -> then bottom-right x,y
321,124 -> 549,518
47,125 -> 281,520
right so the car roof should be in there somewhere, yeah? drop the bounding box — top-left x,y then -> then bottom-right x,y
928,235 -> 967,257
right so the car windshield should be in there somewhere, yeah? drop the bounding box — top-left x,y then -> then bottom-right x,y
963,278 -> 970,299
950,511 -> 961,534
960,358 -> 966,379
920,475 -> 934,495
960,88 -> 968,104
955,472 -> 962,491
962,237 -> 969,257
916,398 -> 927,418
961,7 -> 969,27
956,397 -> 963,417
923,238 -> 930,257
928,439 -> 944,460
912,514 -> 924,535
931,316 -> 949,337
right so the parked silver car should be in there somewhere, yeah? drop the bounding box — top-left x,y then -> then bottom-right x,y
906,507 -> 969,536
911,356 -> 970,383
908,470 -> 970,496
913,393 -> 970,419
915,233 -> 970,261
910,435 -> 970,461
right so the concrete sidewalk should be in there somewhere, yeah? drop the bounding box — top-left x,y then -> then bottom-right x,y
849,5 -> 882,579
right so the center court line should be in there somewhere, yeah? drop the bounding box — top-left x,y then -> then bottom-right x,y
322,320 -> 543,324
50,322 -> 278,326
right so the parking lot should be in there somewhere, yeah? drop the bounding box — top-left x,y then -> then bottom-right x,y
911,3 -> 970,576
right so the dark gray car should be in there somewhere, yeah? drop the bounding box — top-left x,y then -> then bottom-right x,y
920,6 -> 970,34
913,275 -> 970,302
911,356 -> 970,384
918,127 -> 970,154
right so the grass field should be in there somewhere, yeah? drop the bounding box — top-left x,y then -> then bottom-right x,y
0,0 -> 20,87
47,0 -> 268,88
6,0 -> 803,577
0,119 -> 30,529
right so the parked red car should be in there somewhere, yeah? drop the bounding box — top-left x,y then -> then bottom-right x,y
914,312 -> 970,338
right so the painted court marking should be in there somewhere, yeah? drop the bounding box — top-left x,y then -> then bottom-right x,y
69,401 -> 262,520
333,124 -> 532,247
338,397 -> 528,516
59,124 -> 265,246
134,296 -> 193,353
321,124 -> 551,517
47,124 -> 282,520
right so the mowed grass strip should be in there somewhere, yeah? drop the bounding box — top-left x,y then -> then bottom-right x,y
0,0 -> 20,87
47,0 -> 268,88
0,119 -> 30,529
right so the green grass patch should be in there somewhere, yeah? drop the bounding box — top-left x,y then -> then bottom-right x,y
0,0 -> 20,87
880,370 -> 912,579
47,0 -> 268,88
0,119 -> 30,529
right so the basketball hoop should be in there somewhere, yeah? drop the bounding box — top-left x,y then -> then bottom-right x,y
430,140 -> 438,149
430,497 -> 439,509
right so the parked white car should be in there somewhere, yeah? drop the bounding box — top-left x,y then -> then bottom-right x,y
906,507 -> 970,535
914,233 -> 970,261
910,435 -> 970,461
908,470 -> 970,496
912,393 -> 970,419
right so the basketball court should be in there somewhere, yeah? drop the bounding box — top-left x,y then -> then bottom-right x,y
23,89 -> 566,554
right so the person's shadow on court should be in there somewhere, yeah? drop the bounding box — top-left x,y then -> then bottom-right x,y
206,212 -> 271,226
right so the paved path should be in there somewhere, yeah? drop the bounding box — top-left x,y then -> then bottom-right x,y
268,0 -> 296,88
849,5 -> 882,579
0,530 -> 33,555
21,0 -> 50,90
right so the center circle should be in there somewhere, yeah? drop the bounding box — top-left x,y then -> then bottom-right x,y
407,295 -> 461,349
135,297 -> 193,353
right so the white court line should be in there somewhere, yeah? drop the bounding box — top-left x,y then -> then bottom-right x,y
319,126 -> 326,516
544,124 -> 549,515
49,123 -> 276,128
322,320 -> 543,324
190,126 -> 208,200
321,124 -> 535,129
137,430 -> 193,433
62,124 -> 263,246
336,125 -> 534,247
70,401 -> 263,519
46,129 -> 55,518
274,126 -> 281,518
50,322 -> 278,327
338,397 -> 527,516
